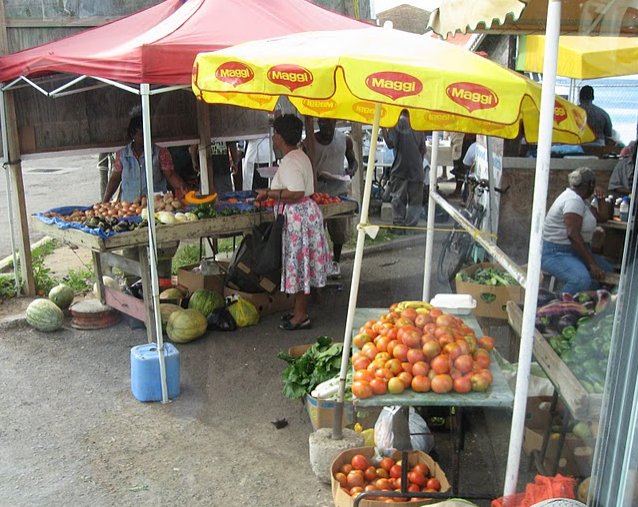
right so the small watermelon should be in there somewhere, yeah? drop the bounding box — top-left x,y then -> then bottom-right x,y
25,298 -> 64,332
48,284 -> 75,309
187,289 -> 224,317
166,308 -> 207,343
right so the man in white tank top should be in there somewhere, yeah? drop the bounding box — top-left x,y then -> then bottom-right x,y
304,117 -> 357,278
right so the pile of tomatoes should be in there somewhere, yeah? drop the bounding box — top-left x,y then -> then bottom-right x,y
351,305 -> 495,399
311,192 -> 341,204
254,198 -> 277,209
334,453 -> 442,500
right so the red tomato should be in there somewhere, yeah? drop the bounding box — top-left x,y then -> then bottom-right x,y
412,360 -> 429,377
412,462 -> 430,477
353,355 -> 371,371
353,332 -> 372,349
392,343 -> 409,362
351,380 -> 373,399
430,354 -> 451,374
407,470 -> 426,487
354,369 -> 374,383
385,358 -> 403,375
431,374 -> 454,394
426,477 -> 441,491
453,354 -> 474,374
350,454 -> 370,471
411,374 -> 431,393
470,372 -> 490,392
479,335 -> 496,351
346,470 -> 365,488
422,340 -> 442,360
361,342 -> 378,360
364,466 -> 377,482
334,472 -> 347,487
370,377 -> 388,395
379,457 -> 395,472
414,313 -> 432,329
389,464 -> 402,479
375,467 -> 389,479
401,328 -> 422,349
453,375 -> 472,393
397,371 -> 413,388
473,348 -> 491,369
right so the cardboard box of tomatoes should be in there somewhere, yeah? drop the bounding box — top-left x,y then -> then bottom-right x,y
331,446 -> 450,507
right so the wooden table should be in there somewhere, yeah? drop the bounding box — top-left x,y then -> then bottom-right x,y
352,308 -> 514,497
506,301 -> 601,477
32,200 -> 357,342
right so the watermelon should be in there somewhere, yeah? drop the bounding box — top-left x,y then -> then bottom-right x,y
48,284 -> 75,309
187,289 -> 224,317
166,308 -> 207,343
160,303 -> 182,327
25,298 -> 65,332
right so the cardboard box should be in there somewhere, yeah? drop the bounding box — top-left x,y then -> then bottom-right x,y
306,394 -> 355,431
454,262 -> 524,320
331,447 -> 450,507
522,397 -> 592,477
177,261 -> 227,295
223,286 -> 293,316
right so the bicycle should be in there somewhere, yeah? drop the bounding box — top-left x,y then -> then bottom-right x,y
436,174 -> 509,285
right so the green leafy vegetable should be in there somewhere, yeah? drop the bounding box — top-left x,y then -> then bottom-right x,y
277,336 -> 344,400
456,266 -> 518,286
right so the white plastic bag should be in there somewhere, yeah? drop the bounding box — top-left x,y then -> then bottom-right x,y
374,406 -> 434,455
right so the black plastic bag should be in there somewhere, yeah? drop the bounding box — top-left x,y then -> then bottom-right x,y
207,306 -> 237,331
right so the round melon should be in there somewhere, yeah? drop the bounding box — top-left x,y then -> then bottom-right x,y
159,287 -> 185,302
166,308 -> 207,343
160,303 -> 182,327
48,283 -> 75,309
92,276 -> 120,297
26,298 -> 65,332
187,289 -> 224,317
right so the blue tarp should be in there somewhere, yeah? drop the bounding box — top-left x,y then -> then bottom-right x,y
34,206 -> 142,239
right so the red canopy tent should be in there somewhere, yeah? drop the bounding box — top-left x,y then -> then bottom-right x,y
0,0 -> 370,402
0,0 -> 369,84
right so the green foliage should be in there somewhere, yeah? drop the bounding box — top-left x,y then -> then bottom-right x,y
172,244 -> 200,274
31,256 -> 59,296
62,265 -> 94,294
277,336 -> 343,400
456,266 -> 518,286
0,275 -> 18,300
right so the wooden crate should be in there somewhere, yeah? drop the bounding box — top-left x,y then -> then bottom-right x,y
506,301 -> 602,421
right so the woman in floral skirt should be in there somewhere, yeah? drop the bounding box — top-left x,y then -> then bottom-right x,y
255,114 -> 331,330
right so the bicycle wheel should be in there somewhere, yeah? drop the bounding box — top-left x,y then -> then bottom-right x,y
437,224 -> 474,285
436,207 -> 476,284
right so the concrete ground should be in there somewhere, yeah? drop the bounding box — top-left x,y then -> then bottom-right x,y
0,199 -> 538,507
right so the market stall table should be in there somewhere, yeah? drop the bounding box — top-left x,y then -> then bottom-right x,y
31,200 -> 357,342
352,308 -> 514,496
506,301 -> 601,477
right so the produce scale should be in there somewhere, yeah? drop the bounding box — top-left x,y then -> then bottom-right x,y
31,192 -> 357,343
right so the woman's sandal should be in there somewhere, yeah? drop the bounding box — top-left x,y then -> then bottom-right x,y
280,317 -> 311,331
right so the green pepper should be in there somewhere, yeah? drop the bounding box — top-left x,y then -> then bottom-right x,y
572,345 -> 591,360
549,337 -> 564,354
561,326 -> 577,340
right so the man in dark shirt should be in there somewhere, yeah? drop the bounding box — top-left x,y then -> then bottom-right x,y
382,110 -> 426,232
579,85 -> 613,146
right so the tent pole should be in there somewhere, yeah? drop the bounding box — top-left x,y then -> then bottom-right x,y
140,84 -> 170,404
332,103 -> 382,440
503,0 -> 561,496
422,131 -> 440,301
0,89 -> 20,294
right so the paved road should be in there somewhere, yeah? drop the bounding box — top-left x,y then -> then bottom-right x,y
0,154 -> 102,258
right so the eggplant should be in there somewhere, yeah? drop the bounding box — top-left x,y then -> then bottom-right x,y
536,301 -> 593,319
595,289 -> 612,314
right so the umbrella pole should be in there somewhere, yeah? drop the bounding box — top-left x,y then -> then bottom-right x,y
422,131 -> 440,301
503,0 -> 561,496
140,84 -> 170,404
332,103 -> 382,439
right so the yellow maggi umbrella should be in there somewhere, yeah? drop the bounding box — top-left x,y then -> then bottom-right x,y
192,26 -> 593,443
193,28 -> 593,144
516,34 -> 638,79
